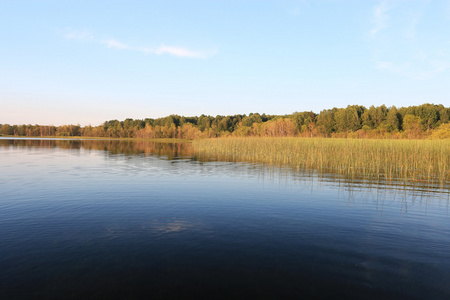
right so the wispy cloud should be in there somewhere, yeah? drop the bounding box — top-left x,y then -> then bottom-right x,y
374,58 -> 450,80
141,44 -> 216,59
369,1 -> 450,79
404,11 -> 423,40
374,61 -> 410,76
65,31 -> 215,59
64,30 -> 94,41
107,40 -> 216,59
370,0 -> 390,37
155,45 -> 204,58
102,39 -> 131,50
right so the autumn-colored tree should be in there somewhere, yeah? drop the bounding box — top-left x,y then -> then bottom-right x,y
403,115 -> 424,138
0,124 -> 12,135
261,118 -> 297,137
430,123 -> 450,139
2,103 -> 449,139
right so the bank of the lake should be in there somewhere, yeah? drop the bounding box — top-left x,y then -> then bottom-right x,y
193,137 -> 450,184
0,136 -> 193,143
3,136 -> 450,184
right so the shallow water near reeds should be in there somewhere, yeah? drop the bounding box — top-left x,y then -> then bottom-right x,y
1,138 -> 449,299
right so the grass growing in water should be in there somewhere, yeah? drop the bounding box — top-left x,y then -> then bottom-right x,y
193,137 -> 450,184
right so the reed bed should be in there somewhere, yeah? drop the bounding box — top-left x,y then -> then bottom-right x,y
193,137 -> 450,184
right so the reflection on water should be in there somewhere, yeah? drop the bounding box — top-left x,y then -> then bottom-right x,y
1,137 -> 448,200
151,218 -> 205,234
0,138 -> 449,299
0,138 -> 194,159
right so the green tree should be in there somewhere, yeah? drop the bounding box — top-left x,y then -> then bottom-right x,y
197,115 -> 212,131
0,124 -> 12,135
417,104 -> 439,131
316,109 -> 335,135
362,106 -> 376,129
385,106 -> 401,132
374,105 -> 388,128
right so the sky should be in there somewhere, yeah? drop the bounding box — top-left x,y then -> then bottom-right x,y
1,0 -> 450,126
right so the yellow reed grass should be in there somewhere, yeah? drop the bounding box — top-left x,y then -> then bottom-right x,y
193,137 -> 450,184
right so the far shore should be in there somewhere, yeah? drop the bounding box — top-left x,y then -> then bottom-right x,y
0,135 -> 193,143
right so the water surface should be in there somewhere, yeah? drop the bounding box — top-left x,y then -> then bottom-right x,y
0,138 -> 449,299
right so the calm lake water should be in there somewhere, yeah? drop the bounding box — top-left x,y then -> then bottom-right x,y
1,138 -> 449,299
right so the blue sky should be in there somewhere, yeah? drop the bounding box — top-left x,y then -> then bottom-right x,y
1,0 -> 449,126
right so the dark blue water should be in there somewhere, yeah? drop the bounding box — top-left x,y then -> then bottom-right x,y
1,138 -> 449,299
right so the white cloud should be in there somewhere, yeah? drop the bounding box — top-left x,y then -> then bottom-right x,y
152,44 -> 216,59
65,31 -> 215,59
374,59 -> 450,80
374,61 -> 407,75
64,30 -> 94,41
156,45 -> 201,58
109,40 -> 216,59
404,11 -> 423,40
370,0 -> 390,37
102,39 -> 130,50
369,1 -> 450,79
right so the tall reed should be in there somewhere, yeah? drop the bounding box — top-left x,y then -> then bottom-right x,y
193,137 -> 450,184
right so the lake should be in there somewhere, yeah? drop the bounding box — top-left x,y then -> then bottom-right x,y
0,138 -> 449,299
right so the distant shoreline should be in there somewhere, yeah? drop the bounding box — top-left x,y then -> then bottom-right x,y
0,136 -> 193,143
2,104 -> 449,140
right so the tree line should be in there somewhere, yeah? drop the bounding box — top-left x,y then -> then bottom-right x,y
1,103 -> 449,139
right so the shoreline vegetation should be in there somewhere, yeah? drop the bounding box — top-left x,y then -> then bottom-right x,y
193,137 -> 450,185
1,103 -> 450,140
2,103 -> 449,184
2,135 -> 449,186
0,136 -> 192,143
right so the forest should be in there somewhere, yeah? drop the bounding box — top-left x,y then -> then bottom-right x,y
1,103 -> 450,139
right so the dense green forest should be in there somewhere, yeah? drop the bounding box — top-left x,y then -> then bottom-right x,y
1,103 -> 450,139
